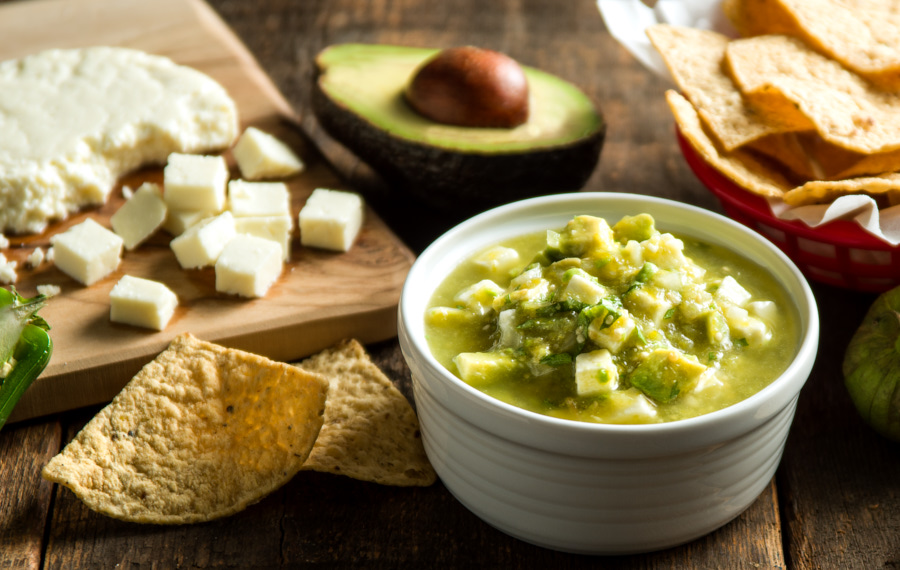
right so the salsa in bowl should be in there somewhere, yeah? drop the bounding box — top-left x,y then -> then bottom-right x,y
398,192 -> 818,554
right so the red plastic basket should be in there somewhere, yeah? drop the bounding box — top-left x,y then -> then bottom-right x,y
677,130 -> 900,293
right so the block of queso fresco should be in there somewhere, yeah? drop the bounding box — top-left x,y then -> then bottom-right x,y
298,188 -> 364,252
169,211 -> 236,269
109,275 -> 178,330
50,218 -> 124,285
163,153 -> 229,212
232,127 -> 305,180
215,234 -> 283,298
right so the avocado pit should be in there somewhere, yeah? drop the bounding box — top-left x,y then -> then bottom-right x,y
405,46 -> 529,129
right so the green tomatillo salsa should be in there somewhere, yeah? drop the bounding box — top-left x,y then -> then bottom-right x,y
424,214 -> 799,424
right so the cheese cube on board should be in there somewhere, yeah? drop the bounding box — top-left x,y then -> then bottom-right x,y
228,180 -> 291,217
162,208 -> 214,236
50,218 -> 123,285
298,188 -> 363,252
170,211 -> 236,269
215,234 -> 282,298
109,275 -> 178,330
234,215 -> 293,261
110,182 -> 167,250
232,127 -> 304,180
163,153 -> 228,212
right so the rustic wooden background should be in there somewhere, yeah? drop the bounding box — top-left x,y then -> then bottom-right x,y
2,0 -> 899,567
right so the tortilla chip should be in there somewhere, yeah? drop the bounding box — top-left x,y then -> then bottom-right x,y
784,172 -> 900,206
790,132 -> 900,180
42,333 -> 328,524
668,90 -> 791,198
722,0 -> 799,37
747,132 -> 820,179
297,339 -> 436,487
726,34 -> 900,154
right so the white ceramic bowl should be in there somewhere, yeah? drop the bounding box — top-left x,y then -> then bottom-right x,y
398,192 -> 819,555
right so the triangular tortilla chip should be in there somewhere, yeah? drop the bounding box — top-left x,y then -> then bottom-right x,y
42,333 -> 328,524
784,172 -> 900,206
297,339 -> 436,487
646,24 -> 809,151
667,90 -> 791,198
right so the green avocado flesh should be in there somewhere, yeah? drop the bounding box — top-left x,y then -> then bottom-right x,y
316,44 -> 603,153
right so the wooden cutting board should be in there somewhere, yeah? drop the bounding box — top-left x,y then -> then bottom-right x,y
1,0 -> 415,423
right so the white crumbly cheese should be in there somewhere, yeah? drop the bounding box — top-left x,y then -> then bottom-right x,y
170,211 -> 235,269
26,247 -> 45,268
298,188 -> 363,252
121,185 -> 134,199
163,153 -> 229,212
234,215 -> 294,261
0,234 -> 8,249
110,182 -> 167,250
0,253 -> 17,284
162,208 -> 213,236
228,180 -> 291,218
232,127 -> 304,180
109,275 -> 178,330
36,284 -> 61,297
0,47 -> 238,234
50,218 -> 123,285
215,234 -> 282,298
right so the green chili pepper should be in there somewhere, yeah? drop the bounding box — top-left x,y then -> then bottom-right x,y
0,287 -> 52,431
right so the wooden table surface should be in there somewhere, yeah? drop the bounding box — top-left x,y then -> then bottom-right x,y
2,0 -> 899,567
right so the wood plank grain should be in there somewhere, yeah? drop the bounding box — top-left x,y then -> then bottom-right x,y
0,420 -> 62,570
0,0 -> 414,423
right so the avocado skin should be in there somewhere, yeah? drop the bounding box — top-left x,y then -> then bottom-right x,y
311,74 -> 605,213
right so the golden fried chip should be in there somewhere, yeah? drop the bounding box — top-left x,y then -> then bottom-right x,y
668,90 -> 791,198
722,0 -> 798,38
789,132 -> 900,180
297,339 -> 435,487
42,333 -> 328,524
646,25 -> 809,151
726,35 -> 900,154
784,172 -> 900,206
747,132 -> 820,179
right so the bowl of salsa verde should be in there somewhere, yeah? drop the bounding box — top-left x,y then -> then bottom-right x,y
398,192 -> 819,554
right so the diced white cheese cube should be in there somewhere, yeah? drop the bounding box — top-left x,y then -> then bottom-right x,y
723,304 -> 772,346
454,279 -> 503,316
298,188 -> 364,251
163,153 -> 228,212
110,182 -> 167,250
0,233 -> 8,249
170,211 -> 236,269
50,218 -> 123,285
561,271 -> 606,306
622,240 -> 643,266
234,215 -> 294,261
109,275 -> 178,330
748,300 -> 777,323
228,180 -> 291,217
232,127 -> 304,180
215,234 -> 283,298
473,246 -> 520,277
715,275 -> 752,307
588,312 -> 637,354
162,208 -> 214,236
575,349 -> 619,396
605,388 -> 658,423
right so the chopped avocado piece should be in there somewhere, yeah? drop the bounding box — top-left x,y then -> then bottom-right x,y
628,348 -> 707,403
556,215 -> 616,257
612,213 -> 656,242
425,306 -> 474,327
454,351 -> 523,387
705,309 -> 732,347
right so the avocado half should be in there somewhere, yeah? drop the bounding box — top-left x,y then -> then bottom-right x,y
312,44 -> 606,212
